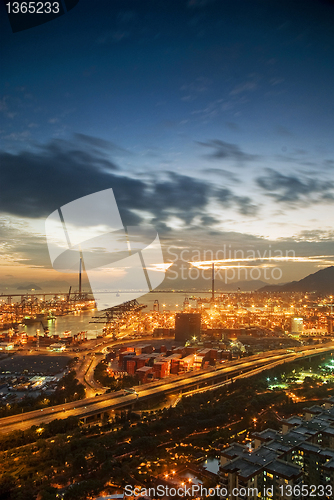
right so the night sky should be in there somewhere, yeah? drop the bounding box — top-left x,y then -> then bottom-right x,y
1,0 -> 334,289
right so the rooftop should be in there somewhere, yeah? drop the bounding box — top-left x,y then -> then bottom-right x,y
265,459 -> 302,479
254,428 -> 279,441
221,457 -> 262,480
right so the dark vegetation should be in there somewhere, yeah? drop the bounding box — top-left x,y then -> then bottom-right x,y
94,360 -> 138,390
1,356 -> 333,499
0,371 -> 85,419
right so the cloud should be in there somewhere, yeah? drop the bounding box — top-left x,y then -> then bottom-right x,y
3,131 -> 31,141
214,188 -> 258,216
149,172 -> 211,226
270,78 -> 285,86
180,77 -> 211,101
229,81 -> 258,96
0,136 -> 258,230
294,229 -> 334,242
274,153 -> 318,169
203,168 -> 239,182
256,168 -> 334,203
0,137 -> 144,222
322,193 -> 334,201
0,218 -> 49,267
117,10 -> 137,23
275,125 -> 294,137
234,196 -> 258,216
225,122 -> 240,131
95,9 -> 137,45
96,30 -> 130,45
74,133 -> 131,155
187,0 -> 216,8
198,214 -> 220,226
0,87 -> 35,122
197,139 -> 259,164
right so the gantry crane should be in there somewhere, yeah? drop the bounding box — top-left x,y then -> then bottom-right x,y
90,299 -> 146,339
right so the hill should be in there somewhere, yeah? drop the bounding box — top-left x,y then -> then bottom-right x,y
160,260 -> 268,291
259,266 -> 334,294
16,283 -> 42,290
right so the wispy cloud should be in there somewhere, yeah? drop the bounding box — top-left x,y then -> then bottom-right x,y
180,77 -> 211,101
229,81 -> 258,96
190,255 -> 334,270
256,168 -> 334,204
197,139 -> 259,164
74,133 -> 132,156
275,125 -> 294,137
202,168 -> 239,182
187,0 -> 216,8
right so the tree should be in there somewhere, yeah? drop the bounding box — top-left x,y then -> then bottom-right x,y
0,473 -> 16,500
39,487 -> 58,500
72,453 -> 87,475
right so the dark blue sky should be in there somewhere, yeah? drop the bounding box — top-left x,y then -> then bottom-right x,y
1,0 -> 334,285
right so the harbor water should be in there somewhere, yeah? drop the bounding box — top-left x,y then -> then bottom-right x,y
16,291 -> 214,339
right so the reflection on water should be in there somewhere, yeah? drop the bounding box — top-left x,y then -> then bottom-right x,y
202,458 -> 220,474
18,291 -> 213,340
21,310 -> 101,340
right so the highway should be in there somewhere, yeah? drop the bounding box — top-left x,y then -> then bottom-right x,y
0,342 -> 333,435
74,335 -> 156,396
74,354 -> 104,398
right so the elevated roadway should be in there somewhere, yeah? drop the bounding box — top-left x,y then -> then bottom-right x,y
0,342 -> 333,435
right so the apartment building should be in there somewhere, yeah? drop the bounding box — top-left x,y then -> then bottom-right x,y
219,396 -> 334,499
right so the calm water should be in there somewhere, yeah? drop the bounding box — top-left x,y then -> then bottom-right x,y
16,291 -> 214,339
202,458 -> 220,475
21,310 -> 101,339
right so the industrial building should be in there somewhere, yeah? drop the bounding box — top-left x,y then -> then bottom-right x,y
115,344 -> 230,383
0,342 -> 14,350
174,312 -> 201,342
291,317 -> 303,334
113,343 -> 226,382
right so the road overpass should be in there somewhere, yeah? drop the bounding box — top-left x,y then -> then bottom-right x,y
0,342 -> 333,435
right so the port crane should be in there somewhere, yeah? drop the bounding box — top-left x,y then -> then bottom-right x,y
39,321 -> 49,335
90,299 -> 146,339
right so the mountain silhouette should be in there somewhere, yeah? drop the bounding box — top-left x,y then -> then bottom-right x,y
259,266 -> 334,294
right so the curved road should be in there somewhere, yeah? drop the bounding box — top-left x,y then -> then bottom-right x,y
0,342 -> 333,435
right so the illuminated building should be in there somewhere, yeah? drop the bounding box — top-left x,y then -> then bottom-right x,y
174,313 -> 201,342
291,317 -> 303,334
